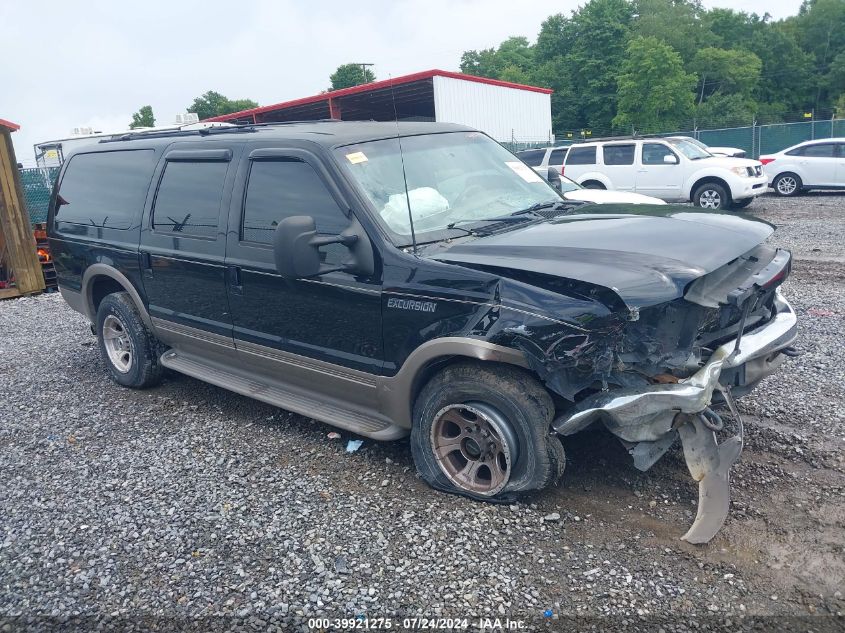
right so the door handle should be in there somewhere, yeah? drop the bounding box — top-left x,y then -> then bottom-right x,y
228,265 -> 243,296
140,251 -> 152,278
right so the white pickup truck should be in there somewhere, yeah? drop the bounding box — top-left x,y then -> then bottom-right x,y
562,137 -> 768,210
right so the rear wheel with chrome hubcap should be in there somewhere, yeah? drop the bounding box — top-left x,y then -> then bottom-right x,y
96,292 -> 163,389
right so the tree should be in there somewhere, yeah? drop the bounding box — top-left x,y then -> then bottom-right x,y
702,8 -> 768,49
129,105 -> 155,129
633,0 -> 710,63
534,13 -> 570,63
834,93 -> 845,118
792,0 -> 845,109
187,91 -> 259,120
532,0 -> 636,134
748,24 -> 815,114
689,47 -> 762,104
329,64 -> 375,91
613,36 -> 697,133
460,37 -> 534,79
695,93 -> 757,128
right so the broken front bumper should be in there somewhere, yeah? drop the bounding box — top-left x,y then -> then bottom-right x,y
553,290 -> 798,543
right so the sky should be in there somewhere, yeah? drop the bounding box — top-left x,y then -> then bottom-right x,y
1,0 -> 805,165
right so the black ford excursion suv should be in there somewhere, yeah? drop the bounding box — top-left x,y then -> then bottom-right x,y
48,121 -> 797,543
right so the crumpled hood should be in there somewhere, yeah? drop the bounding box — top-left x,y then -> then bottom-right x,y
429,206 -> 774,308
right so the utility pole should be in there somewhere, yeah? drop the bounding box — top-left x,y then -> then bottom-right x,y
352,63 -> 375,82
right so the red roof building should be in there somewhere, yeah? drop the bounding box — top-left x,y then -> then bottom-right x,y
207,69 -> 554,144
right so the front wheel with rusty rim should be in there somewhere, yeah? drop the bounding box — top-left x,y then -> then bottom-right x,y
411,362 -> 565,502
430,402 -> 518,496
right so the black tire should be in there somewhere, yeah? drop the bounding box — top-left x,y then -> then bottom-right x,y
772,172 -> 802,197
582,180 -> 606,190
96,292 -> 163,389
693,181 -> 729,210
730,197 -> 755,210
411,362 -> 565,502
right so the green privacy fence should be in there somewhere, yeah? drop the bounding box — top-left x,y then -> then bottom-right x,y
19,167 -> 60,224
507,118 -> 845,158
681,119 -> 845,158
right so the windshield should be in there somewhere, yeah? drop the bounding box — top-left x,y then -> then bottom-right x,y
335,132 -> 561,245
666,138 -> 712,160
678,136 -> 708,151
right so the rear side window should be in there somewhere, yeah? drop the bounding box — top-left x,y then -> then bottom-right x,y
242,159 -> 348,245
517,149 -> 545,167
642,143 -> 676,165
152,161 -> 229,239
55,150 -> 154,230
603,144 -> 635,165
566,146 -> 596,165
787,143 -> 835,158
549,148 -> 568,166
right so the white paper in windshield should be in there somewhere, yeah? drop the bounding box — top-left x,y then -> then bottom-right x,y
345,151 -> 368,164
505,161 -> 544,183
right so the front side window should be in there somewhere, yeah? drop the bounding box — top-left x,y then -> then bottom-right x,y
603,144 -> 635,165
55,150 -> 155,229
242,159 -> 348,245
335,132 -> 560,245
642,143 -> 677,165
566,146 -> 597,165
152,161 -> 229,239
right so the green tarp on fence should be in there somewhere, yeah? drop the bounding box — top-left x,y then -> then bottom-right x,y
19,167 -> 59,224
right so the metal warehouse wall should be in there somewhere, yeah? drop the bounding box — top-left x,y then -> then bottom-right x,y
432,76 -> 553,144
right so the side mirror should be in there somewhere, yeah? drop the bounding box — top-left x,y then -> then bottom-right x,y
663,154 -> 679,165
272,215 -> 374,279
546,166 -> 561,191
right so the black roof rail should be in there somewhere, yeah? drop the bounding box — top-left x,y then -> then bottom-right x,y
571,132 -> 685,143
98,119 -> 344,144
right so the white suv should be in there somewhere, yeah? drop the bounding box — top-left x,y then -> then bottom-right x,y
759,138 -> 845,196
562,137 -> 768,210
516,145 -> 570,174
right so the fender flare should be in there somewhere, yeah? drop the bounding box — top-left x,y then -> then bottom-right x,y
377,337 -> 530,428
576,172 -> 612,189
81,264 -> 153,329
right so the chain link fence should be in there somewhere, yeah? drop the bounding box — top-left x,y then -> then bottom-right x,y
19,167 -> 59,225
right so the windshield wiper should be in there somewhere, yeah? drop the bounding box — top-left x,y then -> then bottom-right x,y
445,200 -> 570,230
446,214 -> 539,230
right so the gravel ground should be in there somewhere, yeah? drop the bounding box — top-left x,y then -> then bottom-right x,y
1,194 -> 843,632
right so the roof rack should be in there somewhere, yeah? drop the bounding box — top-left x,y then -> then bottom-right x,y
571,132 -> 682,143
98,119 -> 343,144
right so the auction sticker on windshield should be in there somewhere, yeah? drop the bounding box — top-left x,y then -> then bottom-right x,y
505,161 -> 544,183
346,151 -> 369,164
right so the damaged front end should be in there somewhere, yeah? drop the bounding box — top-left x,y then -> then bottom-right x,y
513,245 -> 797,543
430,210 -> 798,541
553,289 -> 796,542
